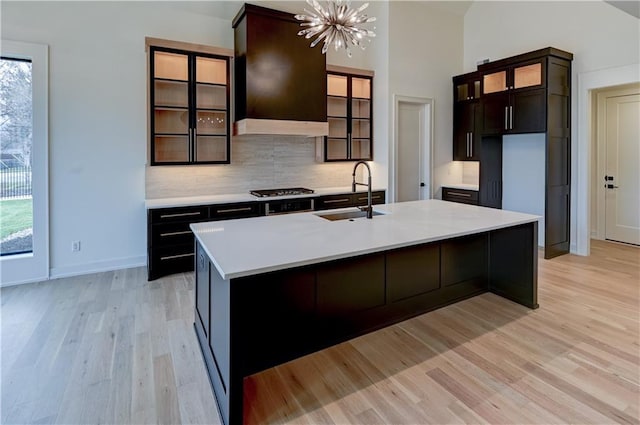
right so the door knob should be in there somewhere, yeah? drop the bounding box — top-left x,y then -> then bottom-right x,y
604,175 -> 614,181
420,182 -> 425,187
606,184 -> 619,189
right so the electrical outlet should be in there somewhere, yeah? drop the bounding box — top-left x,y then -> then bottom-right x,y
71,240 -> 81,252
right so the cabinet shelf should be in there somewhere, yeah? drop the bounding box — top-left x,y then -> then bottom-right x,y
154,77 -> 189,83
324,71 -> 373,162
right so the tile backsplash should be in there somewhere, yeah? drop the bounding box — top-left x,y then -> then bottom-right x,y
145,136 -> 357,199
462,161 -> 480,185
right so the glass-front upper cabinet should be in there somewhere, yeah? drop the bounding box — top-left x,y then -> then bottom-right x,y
325,71 -> 373,161
150,46 -> 230,165
483,60 -> 545,95
454,71 -> 481,102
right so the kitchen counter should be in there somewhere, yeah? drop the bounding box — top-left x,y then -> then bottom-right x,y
192,199 -> 539,425
191,199 -> 538,280
145,186 -> 386,209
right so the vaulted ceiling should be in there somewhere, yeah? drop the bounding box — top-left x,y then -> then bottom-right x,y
168,1 -> 639,21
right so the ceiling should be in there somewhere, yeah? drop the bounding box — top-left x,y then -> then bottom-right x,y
166,0 -> 639,21
604,1 -> 640,18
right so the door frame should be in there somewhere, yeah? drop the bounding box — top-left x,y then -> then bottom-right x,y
593,83 -> 640,241
577,63 -> 639,256
391,95 -> 434,202
0,40 -> 49,287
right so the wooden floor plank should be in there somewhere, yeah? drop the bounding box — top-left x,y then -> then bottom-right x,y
0,239 -> 637,424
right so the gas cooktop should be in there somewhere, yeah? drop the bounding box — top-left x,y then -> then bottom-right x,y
250,187 -> 315,198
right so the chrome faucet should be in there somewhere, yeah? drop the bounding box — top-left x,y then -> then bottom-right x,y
352,160 -> 373,219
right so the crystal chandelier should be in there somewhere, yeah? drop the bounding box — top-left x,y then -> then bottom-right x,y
295,0 -> 376,58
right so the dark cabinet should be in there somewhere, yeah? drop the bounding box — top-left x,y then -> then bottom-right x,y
453,101 -> 481,160
232,4 -> 326,124
442,187 -> 479,205
473,47 -> 573,259
314,193 -> 354,210
148,190 -> 386,280
481,58 -> 546,134
482,89 -> 546,134
325,70 -> 373,161
314,190 -> 385,211
453,72 -> 481,160
147,201 -> 260,280
441,234 -> 488,287
195,243 -> 210,338
150,46 -> 230,165
386,243 -> 440,302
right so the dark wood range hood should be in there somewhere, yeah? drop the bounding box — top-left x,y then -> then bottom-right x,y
232,3 -> 328,137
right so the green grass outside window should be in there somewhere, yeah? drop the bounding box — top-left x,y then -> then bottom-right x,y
0,198 -> 33,240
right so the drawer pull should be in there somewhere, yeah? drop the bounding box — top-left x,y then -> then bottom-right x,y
160,230 -> 192,237
160,252 -> 195,261
215,207 -> 253,214
160,211 -> 201,219
357,196 -> 381,201
324,198 -> 351,204
447,191 -> 472,198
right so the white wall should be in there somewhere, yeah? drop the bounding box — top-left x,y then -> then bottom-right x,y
389,1 -> 465,199
2,1 -> 236,277
502,134 -> 546,246
464,1 -> 640,254
1,0 -> 393,278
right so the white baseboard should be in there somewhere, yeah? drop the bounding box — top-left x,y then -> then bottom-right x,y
49,255 -> 147,279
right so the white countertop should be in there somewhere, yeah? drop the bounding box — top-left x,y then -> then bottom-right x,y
191,199 -> 539,280
442,184 -> 479,191
145,186 -> 385,209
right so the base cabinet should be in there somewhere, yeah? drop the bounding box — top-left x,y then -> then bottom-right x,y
314,190 -> 385,211
441,234 -> 488,286
194,221 -> 537,425
148,202 -> 260,280
149,190 -> 386,280
442,187 -> 479,205
195,243 -> 210,338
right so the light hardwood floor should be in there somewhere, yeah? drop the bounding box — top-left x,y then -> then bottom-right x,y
1,239 -> 638,424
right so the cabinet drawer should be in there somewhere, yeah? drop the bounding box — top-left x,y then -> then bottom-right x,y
353,191 -> 385,207
150,206 -> 208,223
151,222 -> 195,247
149,244 -> 195,279
314,194 -> 354,211
209,202 -> 261,220
442,187 -> 479,205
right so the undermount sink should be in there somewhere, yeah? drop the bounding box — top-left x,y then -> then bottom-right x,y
314,209 -> 387,221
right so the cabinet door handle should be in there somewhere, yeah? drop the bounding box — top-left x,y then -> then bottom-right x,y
324,198 -> 351,204
465,133 -> 468,157
189,128 -> 193,162
160,252 -> 195,261
504,106 -> 509,130
159,230 -> 192,237
448,191 -> 472,198
467,133 -> 471,157
215,206 -> 253,214
509,106 -> 513,130
160,211 -> 202,219
469,132 -> 473,157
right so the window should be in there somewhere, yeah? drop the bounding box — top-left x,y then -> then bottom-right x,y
0,41 -> 48,286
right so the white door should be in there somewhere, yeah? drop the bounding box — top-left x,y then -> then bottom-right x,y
604,91 -> 640,245
0,41 -> 49,286
394,97 -> 432,202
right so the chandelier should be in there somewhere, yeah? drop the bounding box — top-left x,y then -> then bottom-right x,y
295,0 -> 376,58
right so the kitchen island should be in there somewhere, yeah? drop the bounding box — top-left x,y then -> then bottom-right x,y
191,199 -> 539,425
